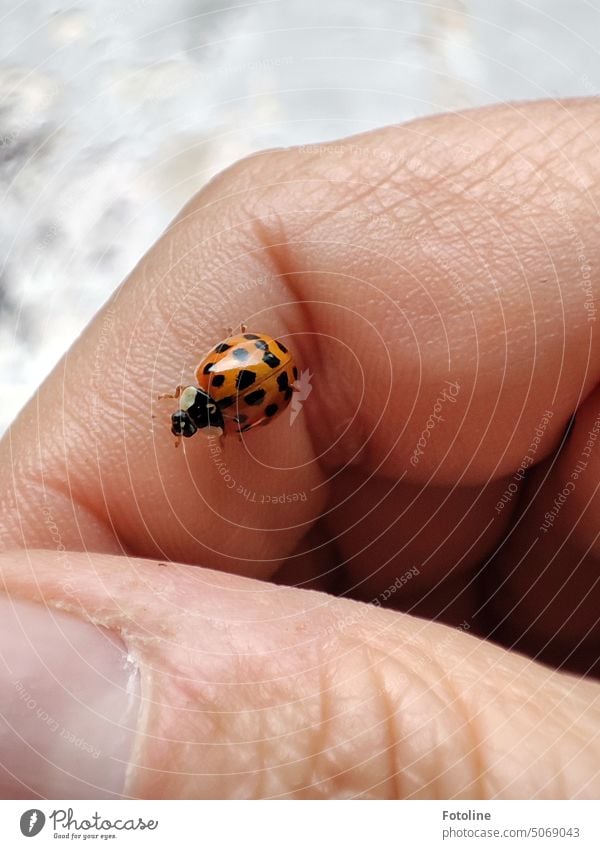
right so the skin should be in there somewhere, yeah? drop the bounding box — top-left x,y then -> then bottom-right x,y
1,97 -> 600,798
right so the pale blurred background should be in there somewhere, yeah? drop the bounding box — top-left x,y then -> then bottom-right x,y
0,0 -> 598,432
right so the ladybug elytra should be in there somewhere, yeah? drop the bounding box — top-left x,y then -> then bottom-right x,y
167,330 -> 298,440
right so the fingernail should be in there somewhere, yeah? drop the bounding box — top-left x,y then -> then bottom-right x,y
0,596 -> 140,799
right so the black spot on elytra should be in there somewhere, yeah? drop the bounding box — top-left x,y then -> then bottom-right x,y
214,342 -> 230,354
232,347 -> 250,361
234,413 -> 248,424
254,339 -> 268,350
293,366 -> 298,380
235,369 -> 256,390
277,371 -> 289,392
265,403 -> 278,417
275,339 -> 288,353
244,388 -> 266,406
210,374 -> 225,388
217,395 -> 235,409
262,351 -> 281,368
283,387 -> 293,401
203,362 -> 215,374
244,333 -> 260,340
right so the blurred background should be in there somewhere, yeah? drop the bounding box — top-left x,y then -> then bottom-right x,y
0,0 -> 598,432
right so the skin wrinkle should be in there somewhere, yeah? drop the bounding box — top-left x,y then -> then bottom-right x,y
397,670 -> 459,800
313,641 -> 385,799
365,647 -> 403,800
288,166 -> 572,380
245,664 -> 327,800
456,124 -> 594,219
251,209 -> 356,467
270,229 -> 412,471
1,465 -> 120,553
135,624 -> 324,795
466,643 -> 590,794
438,661 -> 487,800
254,703 -> 267,800
263,657 -> 328,798
329,633 -> 453,799
405,657 -> 481,799
452,683 -> 525,798
308,637 -> 332,798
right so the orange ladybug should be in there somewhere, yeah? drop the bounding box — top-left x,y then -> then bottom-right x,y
169,330 -> 298,439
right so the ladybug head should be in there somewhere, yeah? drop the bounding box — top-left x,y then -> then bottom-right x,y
171,386 -> 224,438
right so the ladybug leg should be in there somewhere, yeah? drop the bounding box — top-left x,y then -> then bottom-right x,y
225,322 -> 247,336
158,384 -> 185,401
236,417 -> 267,438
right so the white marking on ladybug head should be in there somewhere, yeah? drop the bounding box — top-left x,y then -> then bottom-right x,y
202,426 -> 224,438
179,386 -> 198,412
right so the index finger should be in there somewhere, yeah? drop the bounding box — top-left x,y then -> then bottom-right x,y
2,98 -> 599,578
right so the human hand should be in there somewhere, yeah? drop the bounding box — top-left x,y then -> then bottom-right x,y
1,97 -> 599,799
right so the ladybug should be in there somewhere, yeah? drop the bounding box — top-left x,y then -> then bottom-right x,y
167,328 -> 298,440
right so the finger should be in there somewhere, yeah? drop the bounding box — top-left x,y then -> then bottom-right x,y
1,549 -> 599,799
2,98 -> 600,578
